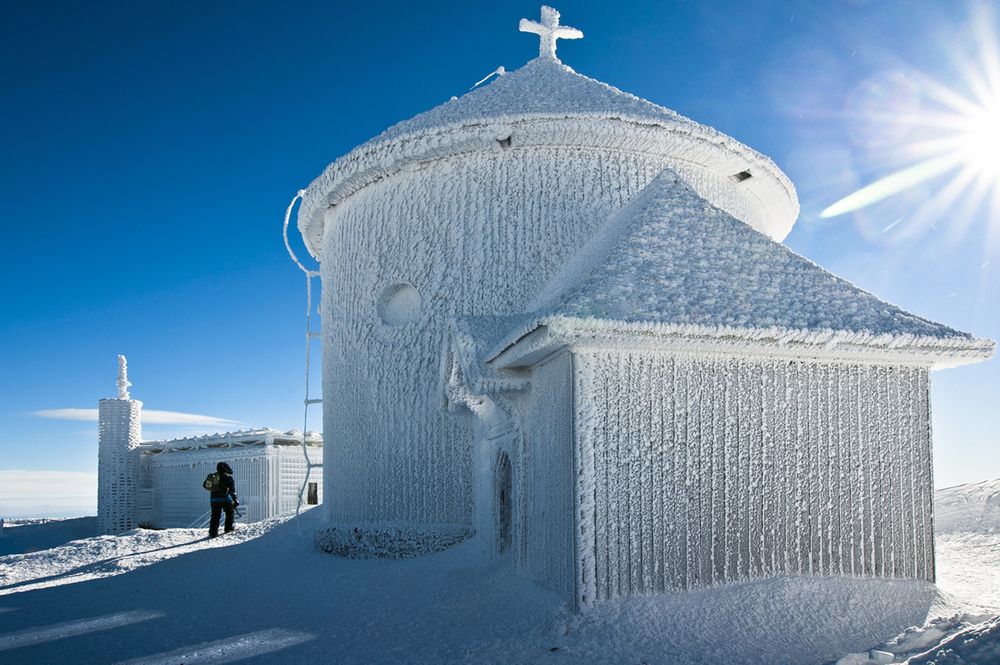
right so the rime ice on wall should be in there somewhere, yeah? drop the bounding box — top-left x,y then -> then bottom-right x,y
321,147 -> 674,526
519,351 -> 576,596
573,351 -> 934,603
97,396 -> 142,535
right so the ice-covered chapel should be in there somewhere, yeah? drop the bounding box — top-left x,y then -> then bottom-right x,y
296,7 -> 994,606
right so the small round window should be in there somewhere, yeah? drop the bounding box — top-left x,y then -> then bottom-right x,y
378,283 -> 422,326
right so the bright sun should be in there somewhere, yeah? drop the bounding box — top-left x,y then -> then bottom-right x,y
960,101 -> 1000,179
822,5 -> 1000,241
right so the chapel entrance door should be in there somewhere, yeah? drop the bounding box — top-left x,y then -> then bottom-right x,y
496,451 -> 513,554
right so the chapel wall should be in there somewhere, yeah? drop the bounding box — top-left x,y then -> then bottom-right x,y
320,145 -> 679,525
519,350 -> 577,598
572,350 -> 934,604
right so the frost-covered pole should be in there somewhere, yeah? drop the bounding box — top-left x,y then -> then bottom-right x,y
117,354 -> 131,399
97,355 -> 143,535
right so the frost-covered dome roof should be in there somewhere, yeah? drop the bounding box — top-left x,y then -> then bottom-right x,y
371,57 -> 696,144
296,54 -> 799,256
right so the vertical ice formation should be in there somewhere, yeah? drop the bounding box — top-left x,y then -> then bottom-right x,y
520,351 -> 575,596
97,355 -> 143,535
117,354 -> 131,399
572,353 -> 934,603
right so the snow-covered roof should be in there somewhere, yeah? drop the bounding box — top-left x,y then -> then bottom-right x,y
480,170 -> 993,370
139,428 -> 322,455
373,57 -> 696,144
297,56 -> 798,256
442,316 -> 531,408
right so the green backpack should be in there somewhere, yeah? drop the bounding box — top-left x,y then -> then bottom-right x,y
203,472 -> 222,492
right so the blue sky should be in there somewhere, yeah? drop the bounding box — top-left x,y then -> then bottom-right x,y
2,0 -> 998,515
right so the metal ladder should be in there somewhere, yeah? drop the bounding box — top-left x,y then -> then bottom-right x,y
283,190 -> 323,523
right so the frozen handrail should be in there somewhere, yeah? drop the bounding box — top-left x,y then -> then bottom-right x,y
282,189 -> 319,278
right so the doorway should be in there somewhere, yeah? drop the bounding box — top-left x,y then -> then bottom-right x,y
496,451 -> 513,554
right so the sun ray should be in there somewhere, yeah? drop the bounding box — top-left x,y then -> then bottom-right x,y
822,3 -> 1000,251
821,155 -> 960,218
936,165 -> 986,246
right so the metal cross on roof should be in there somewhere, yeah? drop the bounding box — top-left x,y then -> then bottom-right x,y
519,6 -> 583,61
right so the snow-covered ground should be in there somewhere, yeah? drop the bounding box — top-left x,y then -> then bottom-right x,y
825,479 -> 1000,665
1,482 -> 998,664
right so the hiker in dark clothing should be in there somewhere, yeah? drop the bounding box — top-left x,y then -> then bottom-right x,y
209,461 -> 239,538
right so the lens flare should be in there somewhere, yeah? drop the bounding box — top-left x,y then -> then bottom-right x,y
821,4 -> 1000,244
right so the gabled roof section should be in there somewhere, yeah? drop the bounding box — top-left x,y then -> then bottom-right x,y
531,169 -> 978,341
442,315 -> 532,407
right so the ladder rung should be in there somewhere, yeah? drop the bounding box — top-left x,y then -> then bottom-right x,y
305,398 -> 322,405
307,332 -> 321,339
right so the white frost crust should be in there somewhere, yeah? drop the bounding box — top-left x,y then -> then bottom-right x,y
97,397 -> 143,535
571,351 -> 936,601
297,57 -> 798,255
489,317 -> 994,372
116,354 -> 131,400
443,317 -> 532,409
318,144 -> 693,526
314,522 -> 471,559
519,351 -> 576,597
139,428 -> 322,454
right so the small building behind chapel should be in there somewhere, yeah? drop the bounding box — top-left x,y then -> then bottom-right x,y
96,357 -> 323,533
136,428 -> 323,528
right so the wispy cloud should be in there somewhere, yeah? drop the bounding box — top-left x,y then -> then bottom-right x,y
31,408 -> 240,428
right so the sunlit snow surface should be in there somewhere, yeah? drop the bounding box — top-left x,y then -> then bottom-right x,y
1,483 -> 998,664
